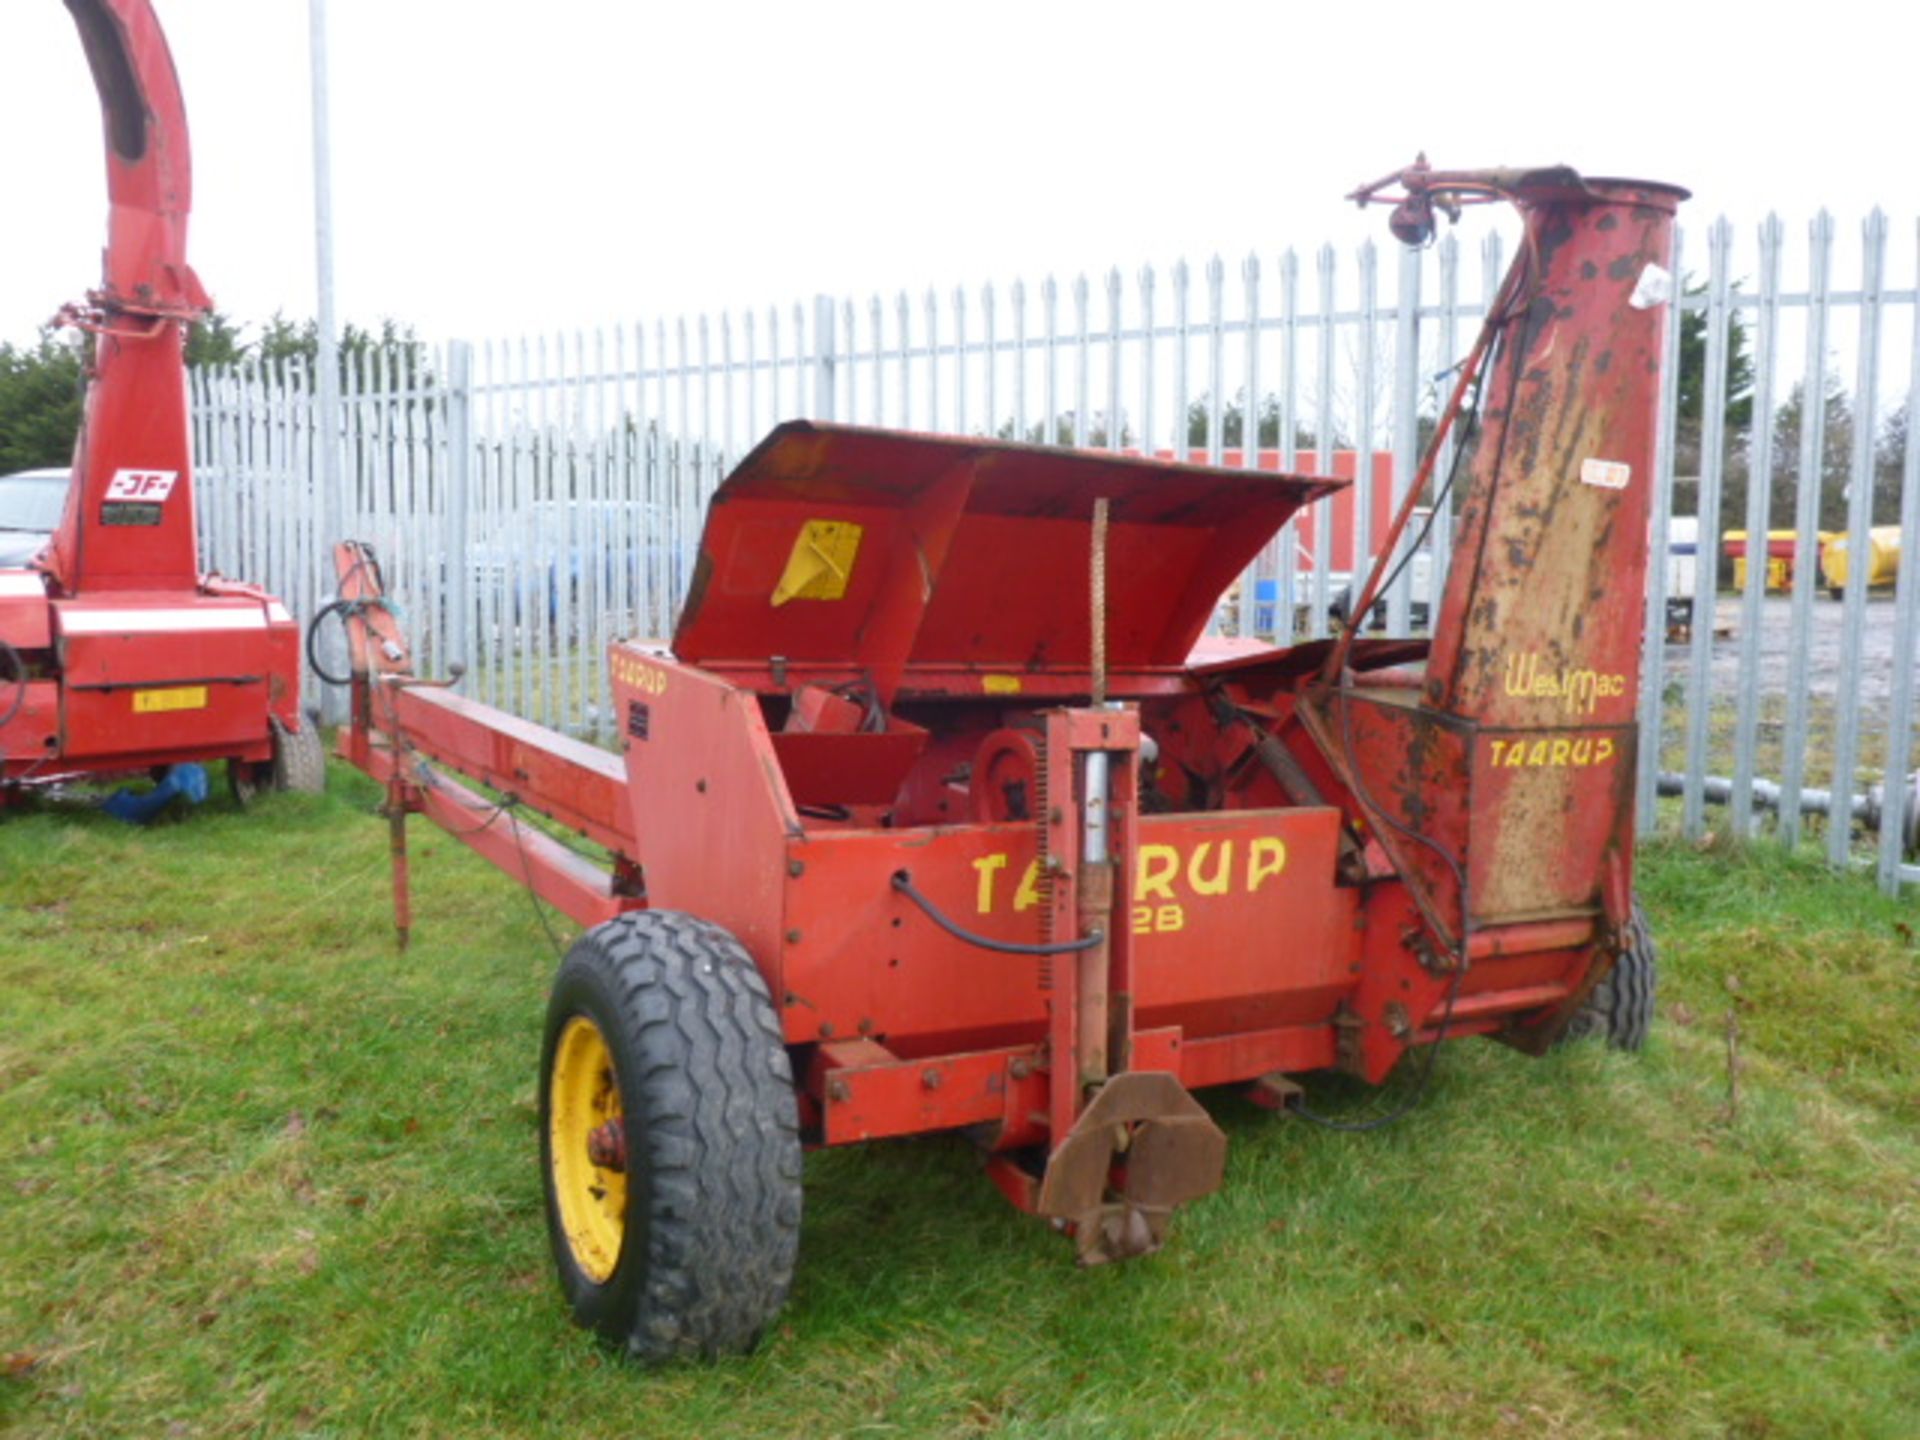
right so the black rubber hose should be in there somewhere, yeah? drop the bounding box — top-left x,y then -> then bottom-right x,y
0,638 -> 25,730
304,600 -> 357,686
891,869 -> 1101,956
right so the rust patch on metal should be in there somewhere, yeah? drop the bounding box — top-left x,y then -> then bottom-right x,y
1036,1071 -> 1227,1266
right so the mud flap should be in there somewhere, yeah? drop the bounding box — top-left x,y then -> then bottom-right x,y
1035,1071 -> 1228,1266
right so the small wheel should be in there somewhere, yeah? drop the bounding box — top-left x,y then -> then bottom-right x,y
271,716 -> 327,793
1563,899 -> 1657,1051
539,911 -> 802,1362
227,756 -> 271,807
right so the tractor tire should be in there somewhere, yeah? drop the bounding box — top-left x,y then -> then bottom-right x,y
271,716 -> 327,793
539,911 -> 802,1363
1563,899 -> 1658,1051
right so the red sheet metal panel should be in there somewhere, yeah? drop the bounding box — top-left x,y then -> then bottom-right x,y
672,422 -> 1341,677
0,684 -> 61,768
54,596 -> 273,756
1467,725 -> 1638,922
776,806 -> 1353,1056
0,571 -> 52,649
61,674 -> 267,757
54,597 -> 271,683
611,645 -> 800,982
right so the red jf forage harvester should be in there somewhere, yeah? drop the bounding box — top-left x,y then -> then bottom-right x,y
330,160 -> 1683,1361
0,0 -> 321,808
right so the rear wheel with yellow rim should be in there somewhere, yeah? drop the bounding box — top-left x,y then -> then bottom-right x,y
546,1014 -> 628,1283
538,910 -> 803,1362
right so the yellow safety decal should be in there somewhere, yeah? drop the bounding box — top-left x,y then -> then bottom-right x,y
132,686 -> 208,714
981,674 -> 1022,695
771,520 -> 862,606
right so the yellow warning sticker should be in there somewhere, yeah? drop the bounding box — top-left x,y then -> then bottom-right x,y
132,686 -> 209,714
981,674 -> 1023,695
771,520 -> 862,606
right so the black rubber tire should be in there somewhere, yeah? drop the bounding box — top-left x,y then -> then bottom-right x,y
539,911 -> 802,1363
226,756 -> 270,807
271,716 -> 327,794
1564,899 -> 1657,1051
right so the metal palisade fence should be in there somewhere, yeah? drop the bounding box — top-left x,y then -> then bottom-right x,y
190,216 -> 1920,895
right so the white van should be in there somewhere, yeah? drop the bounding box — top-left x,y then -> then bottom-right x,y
1665,515 -> 1698,627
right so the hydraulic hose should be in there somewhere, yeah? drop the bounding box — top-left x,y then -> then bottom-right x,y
891,869 -> 1102,957
304,600 -> 358,686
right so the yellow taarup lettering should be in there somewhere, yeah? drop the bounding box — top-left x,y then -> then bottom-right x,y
1136,844 -> 1180,902
1247,837 -> 1287,891
1487,735 -> 1619,769
1013,860 -> 1043,912
613,654 -> 669,695
970,835 -> 1289,915
972,853 -> 1008,913
970,854 -> 1047,914
1187,842 -> 1232,896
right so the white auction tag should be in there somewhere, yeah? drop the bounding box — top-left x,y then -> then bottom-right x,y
1580,458 -> 1631,490
1628,263 -> 1674,311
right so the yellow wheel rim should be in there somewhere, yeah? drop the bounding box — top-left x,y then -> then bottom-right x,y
549,1015 -> 627,1283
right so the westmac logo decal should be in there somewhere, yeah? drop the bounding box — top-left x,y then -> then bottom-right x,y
105,469 -> 178,502
1503,651 -> 1628,716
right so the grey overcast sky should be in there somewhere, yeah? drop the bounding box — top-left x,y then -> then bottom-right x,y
2,0 -> 1914,348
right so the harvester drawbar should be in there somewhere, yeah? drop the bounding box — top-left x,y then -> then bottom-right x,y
332,162 -> 1683,1361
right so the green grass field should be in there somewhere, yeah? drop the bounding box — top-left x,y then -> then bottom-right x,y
2,765 -> 1916,1438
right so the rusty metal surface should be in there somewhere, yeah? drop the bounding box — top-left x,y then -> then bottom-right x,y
1296,693 -> 1475,944
1303,172 -> 1681,944
1424,182 -> 1680,723
1035,1070 -> 1227,1266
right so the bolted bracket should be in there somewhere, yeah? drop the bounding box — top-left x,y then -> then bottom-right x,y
1035,1070 -> 1227,1266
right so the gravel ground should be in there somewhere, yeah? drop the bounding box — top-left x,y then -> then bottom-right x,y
1660,593 -> 1908,719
